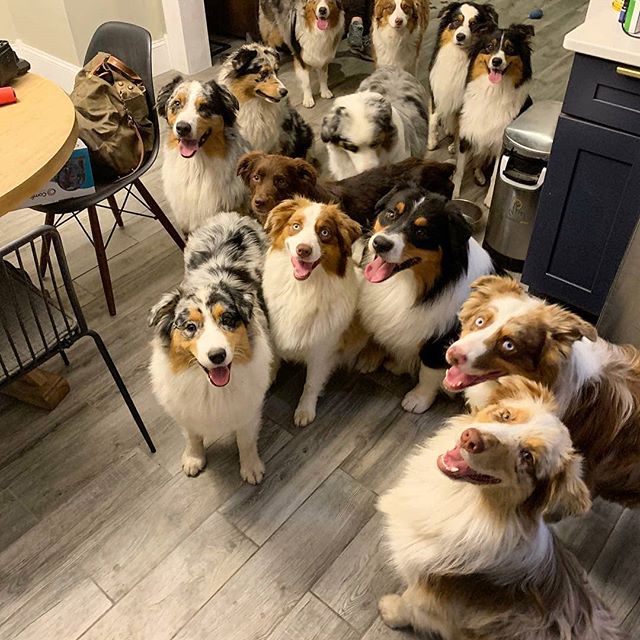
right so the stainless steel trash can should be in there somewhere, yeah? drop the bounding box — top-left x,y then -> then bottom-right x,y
483,100 -> 562,272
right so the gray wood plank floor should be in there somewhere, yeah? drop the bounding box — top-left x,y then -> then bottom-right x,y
4,1 -> 640,637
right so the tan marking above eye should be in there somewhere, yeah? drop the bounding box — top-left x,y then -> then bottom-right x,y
395,201 -> 405,214
212,303 -> 225,321
414,217 -> 428,227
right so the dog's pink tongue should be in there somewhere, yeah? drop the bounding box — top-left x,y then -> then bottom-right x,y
316,18 -> 329,30
488,70 -> 503,84
444,366 -> 477,390
291,257 -> 315,280
179,139 -> 199,158
207,366 -> 230,387
364,256 -> 396,283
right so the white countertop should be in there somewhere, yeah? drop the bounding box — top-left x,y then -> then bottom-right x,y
564,0 -> 640,68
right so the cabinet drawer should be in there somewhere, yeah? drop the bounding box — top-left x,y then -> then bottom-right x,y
523,114 -> 640,316
563,54 -> 640,137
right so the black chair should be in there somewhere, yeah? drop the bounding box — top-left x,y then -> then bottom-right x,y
35,21 -> 184,316
0,225 -> 155,452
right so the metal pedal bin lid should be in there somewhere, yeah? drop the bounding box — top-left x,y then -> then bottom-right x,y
503,100 -> 563,161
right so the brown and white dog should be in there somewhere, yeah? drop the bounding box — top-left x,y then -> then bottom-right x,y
379,376 -> 627,640
237,151 -> 455,224
157,77 -> 249,235
262,197 -> 363,427
444,275 -> 640,508
259,0 -> 345,108
371,0 -> 429,74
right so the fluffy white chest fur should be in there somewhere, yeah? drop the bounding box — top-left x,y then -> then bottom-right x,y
161,145 -> 247,235
358,240 -> 494,372
429,43 -> 469,127
296,20 -> 342,69
327,107 -> 408,180
263,249 -> 359,359
236,98 -> 283,154
459,76 -> 530,157
149,325 -> 272,443
372,23 -> 422,73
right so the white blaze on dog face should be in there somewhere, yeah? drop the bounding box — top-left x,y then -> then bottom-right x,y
390,1 -> 408,28
285,202 -> 324,267
452,3 -> 479,46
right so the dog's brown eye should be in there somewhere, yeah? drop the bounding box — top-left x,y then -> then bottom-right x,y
184,321 -> 198,335
275,177 -> 286,187
519,449 -> 534,466
171,99 -> 181,110
252,174 -> 260,182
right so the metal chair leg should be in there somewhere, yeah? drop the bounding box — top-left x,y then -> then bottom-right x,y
133,179 -> 185,251
87,205 -> 117,316
59,350 -> 70,366
107,195 -> 124,228
39,211 -> 55,277
86,329 -> 156,453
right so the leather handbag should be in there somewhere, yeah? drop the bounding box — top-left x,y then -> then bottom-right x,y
70,52 -> 154,176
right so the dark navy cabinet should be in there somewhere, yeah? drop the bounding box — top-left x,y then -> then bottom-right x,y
523,54 -> 640,317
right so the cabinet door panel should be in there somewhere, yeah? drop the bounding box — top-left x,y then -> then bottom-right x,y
523,114 -> 640,316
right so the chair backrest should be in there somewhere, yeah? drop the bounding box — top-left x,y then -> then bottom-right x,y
83,21 -> 160,164
0,226 -> 86,385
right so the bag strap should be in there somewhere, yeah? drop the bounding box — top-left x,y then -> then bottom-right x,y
88,53 -> 144,88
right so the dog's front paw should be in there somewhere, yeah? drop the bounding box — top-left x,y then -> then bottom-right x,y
427,139 -> 438,152
240,457 -> 265,485
402,388 -> 437,414
473,167 -> 487,186
378,594 -> 409,629
383,358 -> 405,376
355,342 -> 385,374
320,87 -> 333,99
294,402 -> 316,427
302,94 -> 315,108
182,452 -> 206,477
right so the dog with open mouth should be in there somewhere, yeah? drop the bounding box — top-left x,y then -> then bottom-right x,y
262,197 -> 364,427
451,23 -> 534,204
378,375 -> 627,639
157,77 -> 249,235
259,0 -> 345,109
218,43 -> 313,159
148,213 -> 272,484
443,275 -> 640,508
357,185 -> 494,413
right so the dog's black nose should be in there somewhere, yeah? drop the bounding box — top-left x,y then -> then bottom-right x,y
318,5 -> 328,17
208,348 -> 227,365
279,87 -> 288,97
372,235 -> 394,254
491,57 -> 502,67
455,32 -> 466,42
253,197 -> 267,210
176,121 -> 191,137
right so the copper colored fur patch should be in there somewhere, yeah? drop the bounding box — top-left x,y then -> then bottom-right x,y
168,308 -> 203,373
316,203 -> 361,277
471,51 -> 493,80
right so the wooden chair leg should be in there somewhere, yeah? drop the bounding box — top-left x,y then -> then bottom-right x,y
87,205 -> 116,316
39,211 -> 55,277
133,179 -> 185,250
107,195 -> 124,228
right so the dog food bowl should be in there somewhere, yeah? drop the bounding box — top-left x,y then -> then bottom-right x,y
452,199 -> 484,232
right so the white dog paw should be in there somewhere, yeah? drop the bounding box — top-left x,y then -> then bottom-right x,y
182,453 -> 206,477
427,139 -> 438,152
402,388 -> 437,414
378,595 -> 408,629
320,88 -> 333,99
294,402 -> 316,427
302,94 -> 315,108
240,457 -> 265,485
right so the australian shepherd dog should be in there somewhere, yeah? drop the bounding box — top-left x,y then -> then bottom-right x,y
452,23 -> 534,202
157,77 -> 249,235
444,275 -> 640,508
148,213 -> 272,484
378,376 -> 627,639
358,185 -> 494,413
371,0 -> 429,74
321,67 -> 428,180
237,151 -> 455,223
262,198 -> 363,427
259,0 -> 345,108
218,43 -> 313,159
427,1 -> 498,151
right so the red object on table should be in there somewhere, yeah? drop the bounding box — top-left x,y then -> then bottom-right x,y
0,86 -> 17,105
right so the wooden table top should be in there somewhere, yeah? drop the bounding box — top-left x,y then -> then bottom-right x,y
0,73 -> 78,216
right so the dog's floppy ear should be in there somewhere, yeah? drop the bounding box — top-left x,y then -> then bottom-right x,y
232,289 -> 256,325
509,23 -> 535,41
264,199 -> 299,239
293,158 -> 318,185
156,75 -> 183,118
470,275 -> 524,297
547,304 -> 597,344
444,200 -> 473,246
437,2 -> 460,19
483,4 -> 500,25
237,151 -> 265,183
320,109 -> 342,143
546,450 -> 592,520
373,183 -> 408,214
490,375 -> 556,412
205,80 -> 239,127
334,207 -> 362,249
148,289 -> 181,344
232,45 -> 258,74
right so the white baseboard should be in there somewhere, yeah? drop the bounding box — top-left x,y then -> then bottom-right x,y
12,36 -> 172,94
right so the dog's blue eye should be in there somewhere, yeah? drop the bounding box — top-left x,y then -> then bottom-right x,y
502,339 -> 515,352
292,222 -> 301,231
